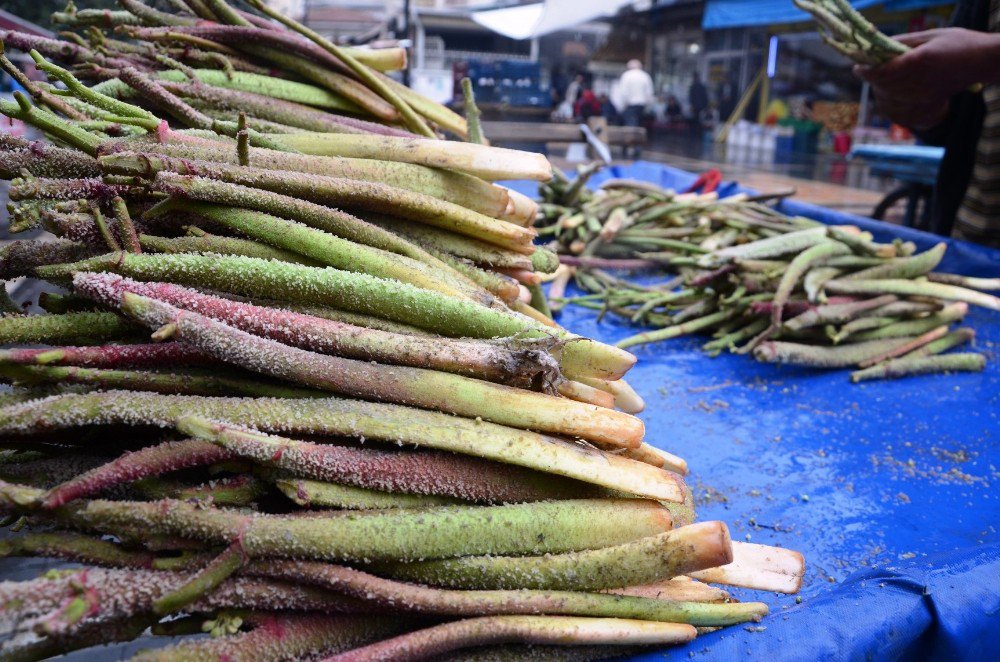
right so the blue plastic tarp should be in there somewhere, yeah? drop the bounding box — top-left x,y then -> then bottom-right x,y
505,162 -> 1000,660
702,0 -> 955,30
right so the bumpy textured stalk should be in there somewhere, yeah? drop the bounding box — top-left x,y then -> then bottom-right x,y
244,0 -> 435,136
75,273 -> 555,388
0,239 -> 98,278
118,292 -> 642,445
699,227 -> 828,266
616,307 -> 744,350
0,311 -> 139,345
770,241 -> 851,325
369,215 -> 536,271
152,171 -> 536,254
783,293 -> 897,331
153,542 -> 244,615
7,176 -> 141,201
93,67 -> 362,113
149,200 -> 485,301
0,393 -> 680,500
0,343 -> 212,369
0,134 -> 101,178
381,72 -> 469,138
103,141 -> 506,213
905,327 -> 975,358
40,438 -> 230,507
139,231 -> 323,265
850,353 -> 986,382
825,278 -> 1000,311
251,559 -> 765,626
462,77 -> 485,145
135,614 -> 402,662
0,363 -> 323,399
191,420 -> 615,503
378,521 -> 731,591
0,530 -> 157,568
277,479 -> 463,509
0,93 -> 102,155
266,132 -> 553,182
244,44 -> 398,121
137,169 -> 495,283
103,148 -> 510,221
753,336 -> 922,368
157,80 -> 413,135
45,253 -> 634,380
856,325 -> 949,368
29,50 -> 159,125
842,242 -> 945,281
2,482 -> 674,562
850,302 -> 967,341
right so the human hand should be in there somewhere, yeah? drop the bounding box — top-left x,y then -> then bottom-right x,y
854,28 -> 1000,130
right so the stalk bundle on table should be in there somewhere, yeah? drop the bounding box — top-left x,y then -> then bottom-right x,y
0,2 -> 803,659
539,166 -> 995,382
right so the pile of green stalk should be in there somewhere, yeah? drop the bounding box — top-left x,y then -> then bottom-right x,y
539,170 -> 999,382
0,2 -> 806,660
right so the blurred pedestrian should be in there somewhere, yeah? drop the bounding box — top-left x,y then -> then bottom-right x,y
619,60 -> 653,127
565,74 -> 584,111
689,73 -> 709,133
665,94 -> 684,123
574,85 -> 602,121
618,59 -> 654,157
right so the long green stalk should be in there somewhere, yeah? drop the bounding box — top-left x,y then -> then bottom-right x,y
377,521 -> 732,591
326,616 -> 697,661
75,273 -> 554,388
262,132 -> 553,182
278,479 -> 463,508
139,230 -> 323,266
0,482 -> 673,562
251,559 -> 767,625
93,68 -> 363,113
41,253 -> 634,379
0,363 -> 324,398
151,170 -> 536,253
148,200 -> 486,301
0,311 -> 139,345
243,0 -> 435,137
0,394 -> 680,500
119,292 -> 643,445
101,147 -> 509,217
825,279 -> 1000,311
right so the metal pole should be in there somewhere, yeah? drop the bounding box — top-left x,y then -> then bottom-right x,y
403,0 -> 412,86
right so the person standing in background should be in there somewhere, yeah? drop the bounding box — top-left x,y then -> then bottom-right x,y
564,74 -> 584,112
618,59 -> 654,157
688,72 -> 709,134
857,0 -> 1000,246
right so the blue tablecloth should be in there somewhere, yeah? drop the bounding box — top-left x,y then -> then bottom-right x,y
507,162 -> 1000,660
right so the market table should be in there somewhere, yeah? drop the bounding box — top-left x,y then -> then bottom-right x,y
507,162 -> 1000,661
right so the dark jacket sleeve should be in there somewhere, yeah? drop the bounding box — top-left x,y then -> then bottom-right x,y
913,0 -> 990,234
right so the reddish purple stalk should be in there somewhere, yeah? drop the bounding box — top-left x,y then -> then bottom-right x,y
41,438 -> 231,508
200,425 -> 607,503
0,343 -> 215,369
74,273 -> 555,388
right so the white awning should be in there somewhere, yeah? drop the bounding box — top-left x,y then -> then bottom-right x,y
470,0 -> 633,40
